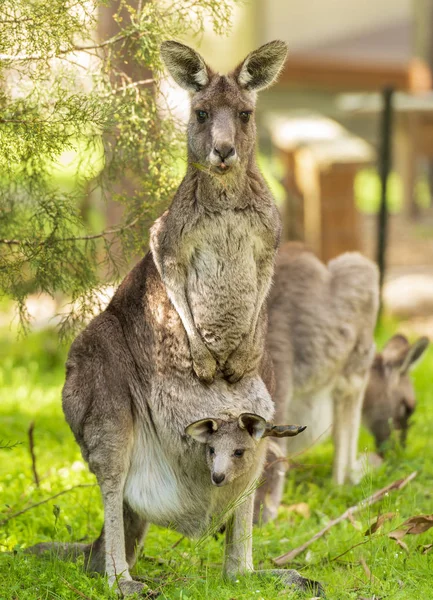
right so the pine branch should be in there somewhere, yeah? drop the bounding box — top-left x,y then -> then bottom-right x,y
0,217 -> 140,247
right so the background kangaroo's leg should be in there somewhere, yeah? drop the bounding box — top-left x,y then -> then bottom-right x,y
332,373 -> 368,485
253,439 -> 288,524
123,502 -> 149,570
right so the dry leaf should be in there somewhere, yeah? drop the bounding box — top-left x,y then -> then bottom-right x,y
388,530 -> 405,540
364,512 -> 395,536
283,502 -> 311,519
388,514 -> 433,544
399,514 -> 433,535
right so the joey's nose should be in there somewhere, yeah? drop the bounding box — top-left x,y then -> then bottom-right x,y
212,472 -> 225,485
213,145 -> 235,161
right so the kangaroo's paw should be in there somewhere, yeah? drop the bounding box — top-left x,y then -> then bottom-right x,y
256,569 -> 325,597
222,346 -> 251,383
191,343 -> 217,384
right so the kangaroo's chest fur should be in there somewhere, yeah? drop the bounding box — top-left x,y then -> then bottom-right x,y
183,210 -> 267,359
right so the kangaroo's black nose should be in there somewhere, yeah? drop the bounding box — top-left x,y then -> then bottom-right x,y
213,145 -> 235,161
212,472 -> 225,484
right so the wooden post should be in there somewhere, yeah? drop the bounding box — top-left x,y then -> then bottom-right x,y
376,87 -> 394,300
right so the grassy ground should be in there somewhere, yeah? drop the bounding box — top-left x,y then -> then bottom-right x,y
1,322 -> 432,600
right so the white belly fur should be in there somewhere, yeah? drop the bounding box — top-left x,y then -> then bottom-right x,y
285,383 -> 334,455
124,427 -> 184,525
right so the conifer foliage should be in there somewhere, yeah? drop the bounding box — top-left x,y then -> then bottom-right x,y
0,0 -> 235,332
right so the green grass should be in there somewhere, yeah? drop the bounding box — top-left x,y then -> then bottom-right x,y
1,323 -> 433,599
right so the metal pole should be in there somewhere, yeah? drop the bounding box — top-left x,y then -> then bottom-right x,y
376,87 -> 394,311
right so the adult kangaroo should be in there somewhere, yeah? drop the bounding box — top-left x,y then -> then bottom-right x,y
255,243 -> 379,523
151,40 -> 285,384
30,44 -> 324,597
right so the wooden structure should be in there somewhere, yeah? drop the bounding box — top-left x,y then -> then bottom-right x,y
339,92 -> 433,217
269,115 -> 375,262
262,15 -> 433,262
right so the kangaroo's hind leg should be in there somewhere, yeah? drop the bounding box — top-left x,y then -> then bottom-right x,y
84,502 -> 148,575
63,318 -> 153,597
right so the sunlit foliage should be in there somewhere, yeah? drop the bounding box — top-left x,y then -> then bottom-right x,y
0,0 -> 236,333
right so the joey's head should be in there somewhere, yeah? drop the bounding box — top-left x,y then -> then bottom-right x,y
185,413 -> 305,487
160,40 -> 287,176
363,334 -> 429,454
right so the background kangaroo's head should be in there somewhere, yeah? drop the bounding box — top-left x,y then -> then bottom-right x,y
363,334 -> 429,453
160,40 -> 287,177
185,414 -> 305,486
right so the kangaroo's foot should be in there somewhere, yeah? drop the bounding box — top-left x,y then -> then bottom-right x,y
117,579 -> 157,597
256,569 -> 325,597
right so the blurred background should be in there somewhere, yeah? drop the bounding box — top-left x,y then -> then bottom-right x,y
1,0 -> 433,337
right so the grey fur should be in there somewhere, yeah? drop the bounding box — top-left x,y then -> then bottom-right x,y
152,40 -> 287,384
255,243 -> 379,522
27,44 -> 322,596
363,334 -> 429,452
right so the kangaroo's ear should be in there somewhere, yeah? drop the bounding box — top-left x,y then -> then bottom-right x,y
235,40 -> 288,91
185,418 -> 221,443
160,41 -> 211,92
400,336 -> 429,374
238,413 -> 267,440
381,334 -> 429,375
263,423 -> 307,438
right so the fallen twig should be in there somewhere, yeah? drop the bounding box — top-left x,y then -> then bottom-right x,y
28,421 -> 40,488
0,483 -> 96,526
273,471 -> 417,566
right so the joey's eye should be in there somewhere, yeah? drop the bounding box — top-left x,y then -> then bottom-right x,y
239,111 -> 251,123
234,449 -> 245,458
196,110 -> 208,124
209,447 -> 215,455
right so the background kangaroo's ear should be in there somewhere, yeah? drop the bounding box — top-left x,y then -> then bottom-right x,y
238,413 -> 267,440
400,336 -> 429,374
381,334 -> 429,375
160,41 -> 210,92
185,418 -> 221,443
235,40 -> 288,91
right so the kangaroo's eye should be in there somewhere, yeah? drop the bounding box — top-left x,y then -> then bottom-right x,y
239,111 -> 251,123
196,110 -> 209,124
234,449 -> 245,458
209,447 -> 215,455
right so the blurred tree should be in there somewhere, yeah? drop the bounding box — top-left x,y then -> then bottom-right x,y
0,0 -> 236,334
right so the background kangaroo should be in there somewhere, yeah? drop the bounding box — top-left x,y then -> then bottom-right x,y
254,242 -> 379,522
29,44 -> 325,597
363,333 -> 429,453
151,40 -> 286,384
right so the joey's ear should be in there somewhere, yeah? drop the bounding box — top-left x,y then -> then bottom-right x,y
238,413 -> 267,440
160,41 -> 211,92
400,336 -> 429,374
185,418 -> 221,443
263,423 -> 307,438
234,40 -> 288,91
